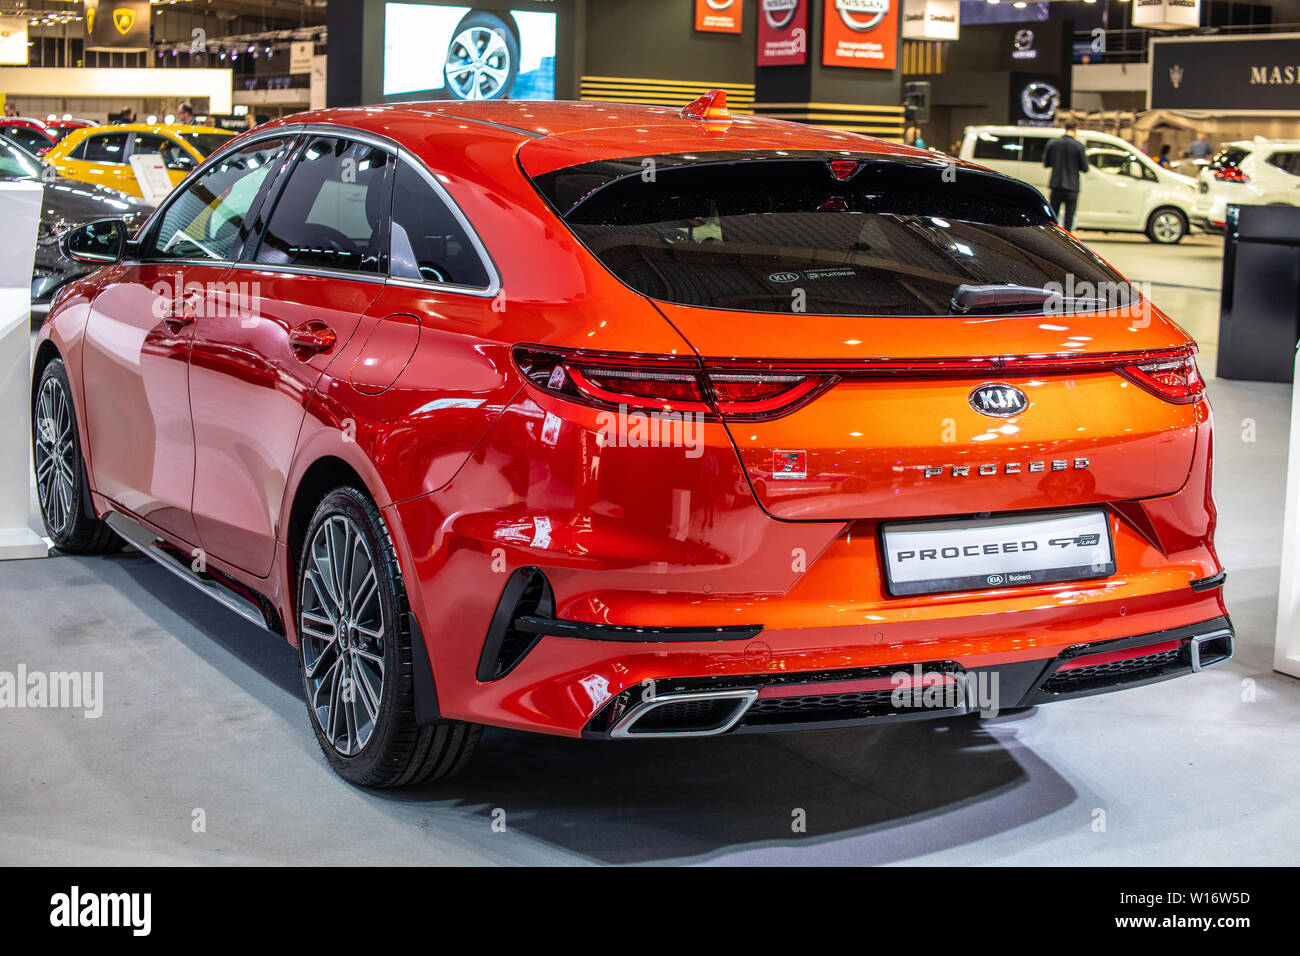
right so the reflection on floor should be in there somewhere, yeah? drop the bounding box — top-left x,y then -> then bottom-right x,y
3,233 -> 1295,866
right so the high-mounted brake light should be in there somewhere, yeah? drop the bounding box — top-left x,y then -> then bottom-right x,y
512,347 -> 835,421
1117,349 -> 1205,404
828,159 -> 860,181
681,89 -> 730,123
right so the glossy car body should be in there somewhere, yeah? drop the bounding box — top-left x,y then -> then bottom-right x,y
0,140 -> 150,315
961,125 -> 1200,242
42,123 -> 235,199
35,100 -> 1231,773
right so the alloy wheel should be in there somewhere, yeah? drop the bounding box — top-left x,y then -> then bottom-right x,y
300,514 -> 386,757
445,27 -> 511,100
34,376 -> 76,539
1151,211 -> 1184,243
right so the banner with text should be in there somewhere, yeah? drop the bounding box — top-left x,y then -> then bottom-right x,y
758,0 -> 808,65
695,0 -> 743,34
822,0 -> 898,70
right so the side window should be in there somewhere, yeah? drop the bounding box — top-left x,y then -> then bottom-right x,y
1087,148 -> 1126,175
81,133 -> 130,164
1019,136 -> 1048,164
971,133 -> 1019,161
132,133 -> 196,172
389,161 -> 490,288
147,136 -> 293,262
1269,151 -> 1300,177
67,138 -> 87,160
254,137 -> 393,274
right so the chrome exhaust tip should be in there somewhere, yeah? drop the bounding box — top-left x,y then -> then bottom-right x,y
610,689 -> 759,739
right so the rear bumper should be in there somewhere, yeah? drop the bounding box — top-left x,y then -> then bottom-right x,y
581,615 -> 1234,738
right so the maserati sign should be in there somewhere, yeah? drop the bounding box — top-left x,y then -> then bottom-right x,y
1150,34 -> 1300,110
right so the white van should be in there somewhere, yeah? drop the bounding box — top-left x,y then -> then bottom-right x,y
960,126 -> 1200,243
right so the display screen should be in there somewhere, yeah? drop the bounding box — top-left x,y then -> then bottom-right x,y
383,3 -> 557,101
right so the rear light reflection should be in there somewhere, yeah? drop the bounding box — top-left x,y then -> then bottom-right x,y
1213,167 -> 1249,183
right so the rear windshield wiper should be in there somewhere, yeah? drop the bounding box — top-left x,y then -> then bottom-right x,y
949,283 -> 1111,316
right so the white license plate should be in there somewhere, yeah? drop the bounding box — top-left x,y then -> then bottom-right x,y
882,510 -> 1115,596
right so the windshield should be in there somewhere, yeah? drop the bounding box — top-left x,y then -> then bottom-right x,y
533,154 -> 1135,316
0,141 -> 42,180
180,132 -> 235,157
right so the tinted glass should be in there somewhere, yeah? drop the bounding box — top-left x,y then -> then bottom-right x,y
537,156 -> 1131,317
1019,136 -> 1048,163
180,132 -> 235,157
132,133 -> 195,171
148,136 -> 292,261
971,133 -> 1019,161
0,142 -> 41,179
81,133 -> 130,164
255,137 -> 392,274
3,126 -> 52,154
1268,151 -> 1300,177
389,161 -> 489,288
1209,147 -> 1250,171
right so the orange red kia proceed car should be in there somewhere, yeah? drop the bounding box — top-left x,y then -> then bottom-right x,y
33,96 -> 1233,786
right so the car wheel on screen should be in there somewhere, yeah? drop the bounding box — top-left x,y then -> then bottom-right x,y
297,486 -> 481,787
32,358 -> 120,554
444,11 -> 519,101
1146,207 -> 1187,244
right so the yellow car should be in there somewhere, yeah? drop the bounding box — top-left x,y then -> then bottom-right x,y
42,124 -> 236,200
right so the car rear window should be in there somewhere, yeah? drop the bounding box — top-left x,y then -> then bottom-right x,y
531,152 -> 1134,316
180,132 -> 235,157
1209,146 -> 1250,171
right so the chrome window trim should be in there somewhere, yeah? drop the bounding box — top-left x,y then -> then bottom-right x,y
130,122 -> 500,298
224,261 -> 389,286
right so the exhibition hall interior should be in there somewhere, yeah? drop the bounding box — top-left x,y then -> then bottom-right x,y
0,0 -> 1298,885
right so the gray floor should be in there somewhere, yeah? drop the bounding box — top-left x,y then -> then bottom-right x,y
2,234 -> 1297,866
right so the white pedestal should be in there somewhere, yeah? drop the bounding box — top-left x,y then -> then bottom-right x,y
1275,345 -> 1300,678
0,182 -> 49,561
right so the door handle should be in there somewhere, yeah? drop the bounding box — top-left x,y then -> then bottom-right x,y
160,297 -> 197,329
289,320 -> 337,357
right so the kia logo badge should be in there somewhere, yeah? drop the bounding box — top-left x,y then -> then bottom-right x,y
769,272 -> 800,282
986,574 -> 1005,586
970,383 -> 1028,418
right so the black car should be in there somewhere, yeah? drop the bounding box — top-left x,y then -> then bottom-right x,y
0,140 -> 151,318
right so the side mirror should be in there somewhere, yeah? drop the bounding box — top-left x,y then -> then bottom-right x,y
62,219 -> 128,264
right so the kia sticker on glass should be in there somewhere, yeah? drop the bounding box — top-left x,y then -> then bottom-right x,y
822,0 -> 897,69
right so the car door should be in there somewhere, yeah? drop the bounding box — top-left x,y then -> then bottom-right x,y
187,134 -> 394,577
1079,144 -> 1135,229
73,131 -> 135,193
1264,149 -> 1300,204
80,133 -> 297,546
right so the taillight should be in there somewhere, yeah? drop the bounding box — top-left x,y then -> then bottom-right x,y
1214,167 -> 1249,183
512,347 -> 835,420
1118,349 -> 1204,404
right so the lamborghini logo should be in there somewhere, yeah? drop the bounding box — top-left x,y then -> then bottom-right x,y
113,8 -> 136,36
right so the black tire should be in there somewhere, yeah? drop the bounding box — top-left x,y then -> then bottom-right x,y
296,485 -> 481,787
32,358 -> 119,554
1145,206 -> 1187,244
444,11 -> 520,101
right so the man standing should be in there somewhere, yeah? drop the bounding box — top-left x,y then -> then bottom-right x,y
1189,132 -> 1212,159
176,102 -> 195,125
1043,119 -> 1089,232
2,101 -> 16,117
